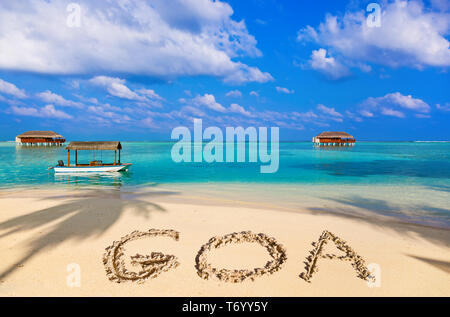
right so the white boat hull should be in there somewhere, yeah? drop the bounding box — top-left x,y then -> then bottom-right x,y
54,164 -> 131,173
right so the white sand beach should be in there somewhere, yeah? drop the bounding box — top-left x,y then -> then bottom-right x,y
0,185 -> 449,297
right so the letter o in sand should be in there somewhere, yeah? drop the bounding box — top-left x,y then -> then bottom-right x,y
195,231 -> 287,283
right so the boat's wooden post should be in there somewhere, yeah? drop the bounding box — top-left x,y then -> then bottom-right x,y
114,150 -> 117,165
119,149 -> 121,165
67,150 -> 70,167
75,150 -> 78,166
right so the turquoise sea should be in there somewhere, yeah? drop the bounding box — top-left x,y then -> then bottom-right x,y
1,141 -> 449,188
1,141 -> 449,228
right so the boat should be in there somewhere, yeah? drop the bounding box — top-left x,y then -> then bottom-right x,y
52,141 -> 132,173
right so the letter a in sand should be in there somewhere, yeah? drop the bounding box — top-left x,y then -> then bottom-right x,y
299,230 -> 374,283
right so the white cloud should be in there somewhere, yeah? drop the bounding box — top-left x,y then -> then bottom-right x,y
0,94 -> 23,106
0,78 -> 26,98
276,86 -> 295,94
308,48 -> 350,80
359,92 -> 430,118
415,113 -> 431,118
0,0 -> 271,84
222,63 -> 273,84
361,92 -> 430,116
383,92 -> 430,112
122,100 -> 351,132
436,103 -> 450,111
291,110 -> 334,126
292,111 -> 319,120
298,1 -> 450,68
180,105 -> 207,117
10,104 -> 72,119
37,90 -> 83,108
359,110 -> 374,118
89,76 -> 163,107
191,93 -> 227,112
229,103 -> 252,116
273,121 -> 304,131
89,76 -> 145,101
250,91 -> 259,97
70,80 -> 80,90
317,104 -> 343,121
381,107 -> 405,118
137,89 -> 163,100
226,90 -> 242,98
87,105 -> 131,123
345,110 -> 363,122
141,117 -> 155,128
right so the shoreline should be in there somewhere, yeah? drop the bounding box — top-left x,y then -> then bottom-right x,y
0,186 -> 449,296
1,182 -> 449,229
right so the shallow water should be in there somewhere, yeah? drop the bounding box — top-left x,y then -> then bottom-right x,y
1,141 -> 450,187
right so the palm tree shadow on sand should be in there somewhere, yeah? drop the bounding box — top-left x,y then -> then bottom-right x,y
407,255 -> 450,274
0,188 -> 179,280
306,195 -> 450,247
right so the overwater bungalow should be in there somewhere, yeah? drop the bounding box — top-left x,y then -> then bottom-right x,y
52,141 -> 132,173
313,131 -> 355,147
16,131 -> 66,146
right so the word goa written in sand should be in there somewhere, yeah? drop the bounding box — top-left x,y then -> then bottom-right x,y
103,229 -> 376,285
171,119 -> 279,173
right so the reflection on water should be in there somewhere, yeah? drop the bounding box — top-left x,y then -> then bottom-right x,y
54,171 -> 132,187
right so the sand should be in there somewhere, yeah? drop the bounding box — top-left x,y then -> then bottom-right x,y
0,186 -> 449,297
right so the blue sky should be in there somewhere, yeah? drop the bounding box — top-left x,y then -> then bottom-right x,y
0,0 -> 449,141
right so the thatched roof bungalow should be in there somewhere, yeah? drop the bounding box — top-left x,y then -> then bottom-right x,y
16,131 -> 66,146
313,131 -> 355,146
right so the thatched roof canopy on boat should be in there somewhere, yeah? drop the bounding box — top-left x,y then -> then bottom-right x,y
315,131 -> 354,139
66,141 -> 122,151
16,130 -> 64,139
